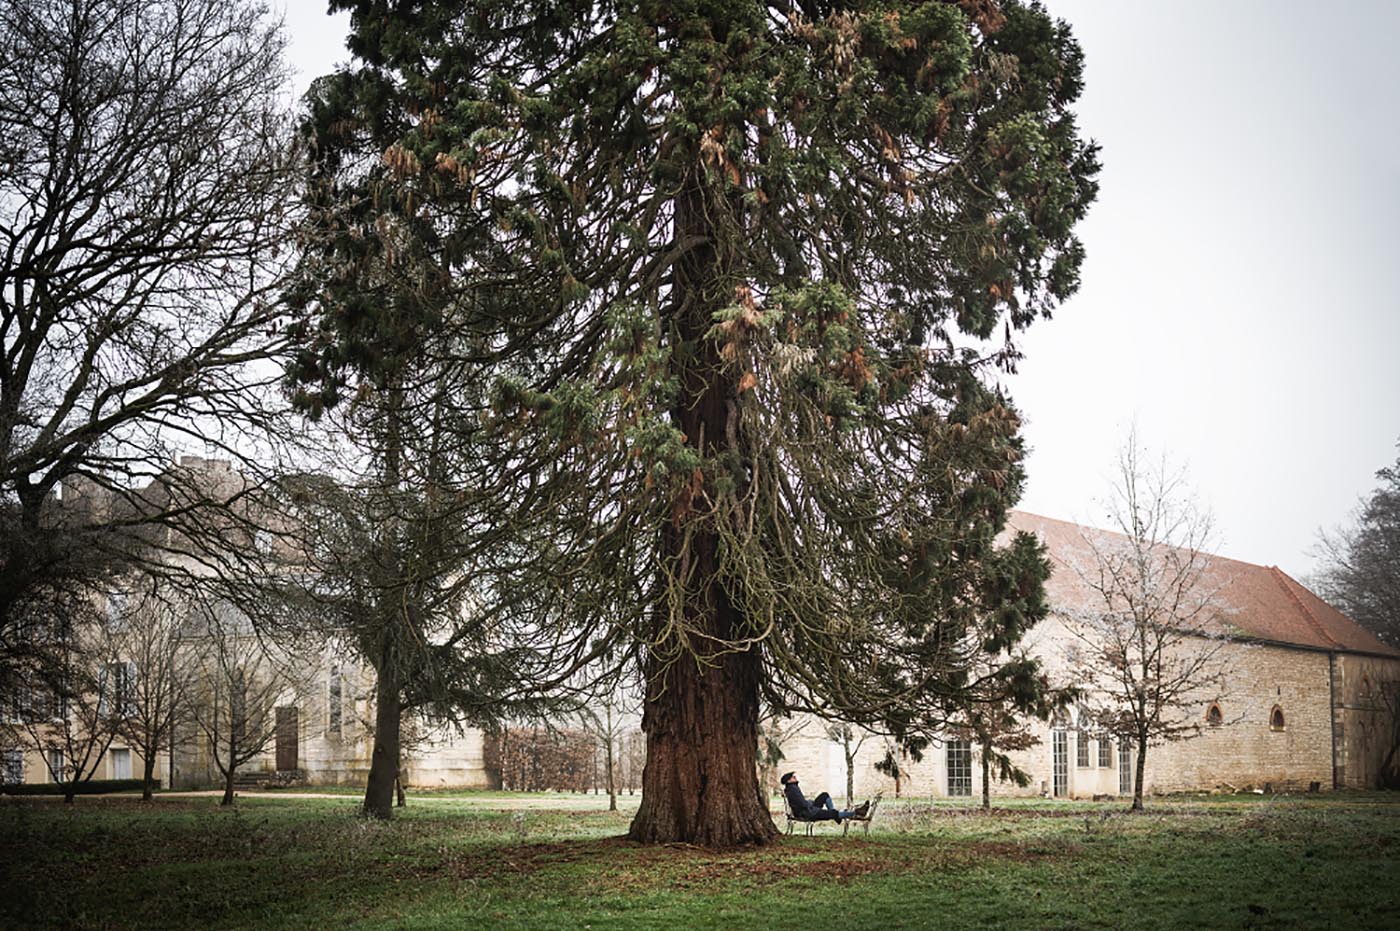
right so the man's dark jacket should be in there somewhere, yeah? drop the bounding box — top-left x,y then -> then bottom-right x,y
783,781 -> 834,820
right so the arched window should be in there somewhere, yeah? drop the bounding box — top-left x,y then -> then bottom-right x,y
1270,705 -> 1286,732
1206,702 -> 1223,727
1051,711 -> 1069,797
1076,706 -> 1092,768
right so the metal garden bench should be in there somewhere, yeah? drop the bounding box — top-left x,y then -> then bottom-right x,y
780,791 -> 881,837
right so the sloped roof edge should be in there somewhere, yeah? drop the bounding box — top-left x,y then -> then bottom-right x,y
1005,510 -> 1399,658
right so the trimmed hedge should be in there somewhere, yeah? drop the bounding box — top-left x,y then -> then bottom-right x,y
1,778 -> 145,796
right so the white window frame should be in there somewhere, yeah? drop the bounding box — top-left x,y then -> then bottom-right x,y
946,739 -> 973,797
99,661 -> 137,717
110,747 -> 132,780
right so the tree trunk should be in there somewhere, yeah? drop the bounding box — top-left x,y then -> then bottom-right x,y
605,705 -> 617,812
366,388 -> 406,821
627,175 -> 775,847
142,752 -> 157,802
63,788 -> 76,804
363,657 -> 402,820
981,741 -> 992,811
844,733 -> 856,808
629,645 -> 774,845
1132,732 -> 1148,812
221,735 -> 236,806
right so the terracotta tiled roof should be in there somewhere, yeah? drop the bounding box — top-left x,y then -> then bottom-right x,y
1005,510 -> 1399,657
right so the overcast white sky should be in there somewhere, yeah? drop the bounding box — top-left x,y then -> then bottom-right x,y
279,1 -> 1400,579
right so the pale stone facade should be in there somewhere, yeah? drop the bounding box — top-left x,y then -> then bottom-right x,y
8,469 -> 1395,801
771,513 -> 1400,802
171,652 -> 495,790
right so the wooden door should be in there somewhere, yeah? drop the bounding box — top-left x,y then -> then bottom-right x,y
275,705 -> 299,771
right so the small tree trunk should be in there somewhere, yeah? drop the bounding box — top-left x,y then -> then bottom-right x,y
142,752 -> 157,802
605,706 -> 617,812
1132,732 -> 1148,812
363,657 -> 402,820
844,734 -> 856,808
221,735 -> 236,806
981,742 -> 991,811
63,788 -> 76,804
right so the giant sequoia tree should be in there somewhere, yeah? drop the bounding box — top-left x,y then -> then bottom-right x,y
292,0 -> 1097,845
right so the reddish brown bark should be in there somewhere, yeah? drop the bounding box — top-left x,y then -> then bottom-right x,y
628,640 -> 776,846
627,174 -> 777,847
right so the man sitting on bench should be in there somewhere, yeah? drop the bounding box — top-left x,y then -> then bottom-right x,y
781,771 -> 870,824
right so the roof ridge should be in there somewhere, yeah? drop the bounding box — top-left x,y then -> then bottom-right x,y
1009,510 -> 1269,574
1268,566 -> 1341,649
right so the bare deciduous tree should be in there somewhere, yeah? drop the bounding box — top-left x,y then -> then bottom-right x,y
102,579 -> 200,800
946,653 -> 1069,811
580,674 -> 640,812
756,711 -> 807,800
822,722 -> 870,809
1067,434 -> 1233,811
8,613 -> 122,803
1360,675 -> 1400,789
1312,443 -> 1400,647
0,0 -> 298,688
189,602 -> 306,806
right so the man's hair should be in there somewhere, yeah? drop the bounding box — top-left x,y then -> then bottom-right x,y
780,772 -> 796,784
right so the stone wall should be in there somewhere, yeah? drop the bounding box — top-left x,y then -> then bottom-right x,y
1334,653 -> 1400,789
774,637 -> 1356,801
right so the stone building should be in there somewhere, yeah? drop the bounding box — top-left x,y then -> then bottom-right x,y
170,643 -> 494,791
774,511 -> 1400,802
6,469 -> 1394,800
0,457 -> 495,793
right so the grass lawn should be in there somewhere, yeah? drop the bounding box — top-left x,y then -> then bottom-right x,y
2,791 -> 1397,930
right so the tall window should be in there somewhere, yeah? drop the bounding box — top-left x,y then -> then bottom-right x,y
1076,707 -> 1092,768
47,749 -> 65,783
1052,728 -> 1069,797
1118,743 -> 1132,795
2,749 -> 22,784
110,748 -> 132,780
98,662 -> 137,717
106,590 -> 130,631
946,740 -> 972,797
1098,735 -> 1112,769
1270,705 -> 1286,732
327,666 -> 342,737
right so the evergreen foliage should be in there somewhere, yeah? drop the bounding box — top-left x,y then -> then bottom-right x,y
289,0 -> 1098,844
